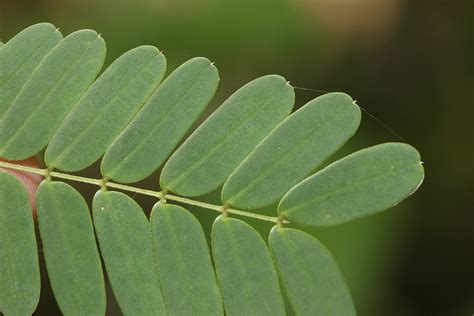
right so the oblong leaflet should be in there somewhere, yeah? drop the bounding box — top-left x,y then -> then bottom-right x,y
160,75 -> 294,197
279,142 -> 425,226
46,45 -> 166,172
92,191 -> 167,315
269,227 -> 356,315
222,92 -> 361,210
37,181 -> 106,315
0,172 -> 40,315
151,203 -> 223,315
211,216 -> 285,316
0,29 -> 106,160
0,23 -> 63,117
101,57 -> 217,183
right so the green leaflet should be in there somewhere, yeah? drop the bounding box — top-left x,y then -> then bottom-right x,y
279,142 -> 425,226
45,46 -> 166,172
0,172 -> 40,315
101,57 -> 218,183
36,181 -> 106,315
211,216 -> 285,316
222,92 -> 361,210
160,75 -> 294,197
150,203 -> 223,315
0,23 -> 429,316
0,23 -> 62,117
92,191 -> 167,315
269,227 -> 356,315
0,29 -> 105,160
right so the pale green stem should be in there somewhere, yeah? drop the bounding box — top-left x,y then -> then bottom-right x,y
0,161 -> 288,224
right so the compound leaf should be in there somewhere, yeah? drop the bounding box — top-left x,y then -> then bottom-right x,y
222,92 -> 361,210
0,23 -> 428,316
45,45 -> 166,172
269,227 -> 355,316
160,75 -> 294,197
0,29 -> 106,160
151,203 -> 223,315
36,181 -> 106,315
92,191 -> 167,315
0,172 -> 40,315
279,142 -> 425,226
101,57 -> 218,183
211,216 -> 285,316
0,23 -> 62,117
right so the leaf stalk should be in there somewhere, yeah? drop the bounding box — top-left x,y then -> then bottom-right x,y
0,161 -> 287,224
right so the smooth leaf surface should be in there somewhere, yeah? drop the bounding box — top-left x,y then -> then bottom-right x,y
160,75 -> 294,196
269,227 -> 356,315
0,23 -> 62,117
46,45 -> 166,172
101,57 -> 218,183
279,142 -> 425,226
0,172 -> 40,315
0,23 -> 429,316
151,203 -> 223,315
222,92 -> 361,210
211,216 -> 285,316
92,191 -> 167,315
0,29 -> 105,160
36,181 -> 106,315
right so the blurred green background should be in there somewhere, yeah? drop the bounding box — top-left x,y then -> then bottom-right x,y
1,0 -> 472,315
